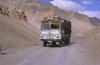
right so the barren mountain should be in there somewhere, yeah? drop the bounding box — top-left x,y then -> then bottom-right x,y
0,0 -> 100,65
0,0 -> 100,52
89,17 -> 100,26
0,0 -> 99,36
0,0 -> 100,53
0,14 -> 40,51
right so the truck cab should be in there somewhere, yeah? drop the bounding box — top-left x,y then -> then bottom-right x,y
40,16 -> 71,47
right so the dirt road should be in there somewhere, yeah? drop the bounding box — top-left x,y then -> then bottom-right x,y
0,39 -> 94,65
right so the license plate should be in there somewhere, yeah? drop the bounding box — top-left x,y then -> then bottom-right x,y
48,41 -> 52,43
56,42 -> 59,45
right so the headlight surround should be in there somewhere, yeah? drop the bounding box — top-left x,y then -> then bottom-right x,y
41,34 -> 47,37
56,34 -> 60,38
56,36 -> 59,38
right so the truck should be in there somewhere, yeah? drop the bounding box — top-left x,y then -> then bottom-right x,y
40,16 -> 71,47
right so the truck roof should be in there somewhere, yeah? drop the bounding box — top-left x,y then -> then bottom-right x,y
41,16 -> 61,22
41,16 -> 71,24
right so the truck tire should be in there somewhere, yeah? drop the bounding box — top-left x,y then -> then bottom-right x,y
43,41 -> 47,47
68,38 -> 70,45
65,38 -> 70,45
59,40 -> 63,47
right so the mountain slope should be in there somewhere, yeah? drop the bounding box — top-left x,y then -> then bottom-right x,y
0,0 -> 100,51
0,0 -> 95,36
89,17 -> 100,26
0,14 -> 40,51
79,26 -> 100,64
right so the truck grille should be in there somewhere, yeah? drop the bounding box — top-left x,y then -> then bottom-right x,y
47,33 -> 56,39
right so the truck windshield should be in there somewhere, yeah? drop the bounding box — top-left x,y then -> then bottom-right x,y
51,23 -> 59,30
41,23 -> 49,30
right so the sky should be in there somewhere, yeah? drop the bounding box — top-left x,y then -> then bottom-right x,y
39,0 -> 100,19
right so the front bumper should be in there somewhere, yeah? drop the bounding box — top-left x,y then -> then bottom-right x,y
40,39 -> 61,42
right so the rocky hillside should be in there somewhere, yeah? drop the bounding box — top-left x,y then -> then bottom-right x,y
89,17 -> 100,26
0,14 -> 40,51
0,0 -> 100,51
79,26 -> 100,64
0,0 -> 100,36
0,0 -> 90,21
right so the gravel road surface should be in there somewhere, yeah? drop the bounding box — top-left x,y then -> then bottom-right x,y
0,39 -> 89,65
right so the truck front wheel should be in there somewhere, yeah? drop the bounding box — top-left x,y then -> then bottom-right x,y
43,41 -> 47,47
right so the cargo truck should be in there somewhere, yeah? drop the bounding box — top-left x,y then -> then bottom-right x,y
40,16 -> 71,47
